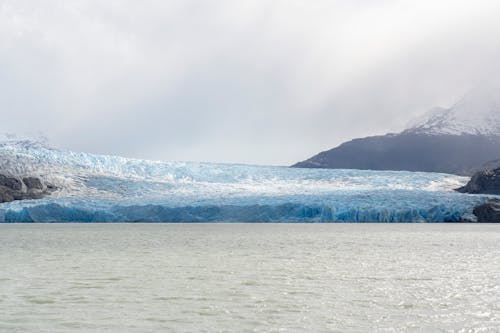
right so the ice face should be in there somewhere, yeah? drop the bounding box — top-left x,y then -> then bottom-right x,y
0,140 -> 493,222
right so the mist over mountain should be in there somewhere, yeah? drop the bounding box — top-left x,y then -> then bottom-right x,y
293,87 -> 500,175
404,85 -> 500,136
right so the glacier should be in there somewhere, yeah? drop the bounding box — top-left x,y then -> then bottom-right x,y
0,139 -> 494,222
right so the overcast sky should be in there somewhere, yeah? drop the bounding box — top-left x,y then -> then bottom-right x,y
1,0 -> 500,165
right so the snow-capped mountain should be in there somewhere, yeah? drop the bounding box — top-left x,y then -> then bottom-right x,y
405,86 -> 500,136
294,86 -> 500,175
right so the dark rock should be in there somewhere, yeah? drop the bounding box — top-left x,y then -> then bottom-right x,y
0,174 -> 54,203
0,174 -> 22,191
23,177 -> 43,190
473,199 -> 500,222
292,133 -> 500,176
0,187 -> 15,202
461,167 -> 500,222
457,168 -> 500,194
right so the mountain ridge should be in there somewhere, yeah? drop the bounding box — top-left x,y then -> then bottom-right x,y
404,84 -> 500,136
293,88 -> 500,175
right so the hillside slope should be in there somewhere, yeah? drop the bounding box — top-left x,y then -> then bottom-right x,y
293,87 -> 500,175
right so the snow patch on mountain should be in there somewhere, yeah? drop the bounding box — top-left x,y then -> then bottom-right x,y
405,85 -> 500,136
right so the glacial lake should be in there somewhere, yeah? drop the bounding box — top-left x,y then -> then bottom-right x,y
1,223 -> 499,332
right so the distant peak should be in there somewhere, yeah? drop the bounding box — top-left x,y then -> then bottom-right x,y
0,133 -> 52,150
405,86 -> 500,136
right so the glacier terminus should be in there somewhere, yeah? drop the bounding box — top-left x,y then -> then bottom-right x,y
0,139 -> 495,222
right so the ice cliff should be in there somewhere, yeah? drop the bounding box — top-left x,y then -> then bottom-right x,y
0,139 -> 493,222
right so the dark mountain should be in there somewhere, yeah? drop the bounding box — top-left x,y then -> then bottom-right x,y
293,87 -> 500,176
292,134 -> 500,176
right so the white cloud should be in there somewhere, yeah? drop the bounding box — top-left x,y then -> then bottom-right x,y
1,0 -> 499,164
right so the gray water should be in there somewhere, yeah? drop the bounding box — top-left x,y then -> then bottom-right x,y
1,224 -> 500,333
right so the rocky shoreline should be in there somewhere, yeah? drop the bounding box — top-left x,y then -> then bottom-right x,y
473,199 -> 500,222
457,167 -> 500,222
0,174 -> 55,203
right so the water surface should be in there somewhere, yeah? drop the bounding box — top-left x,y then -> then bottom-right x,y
1,224 -> 500,332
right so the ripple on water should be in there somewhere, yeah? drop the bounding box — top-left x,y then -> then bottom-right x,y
24,296 -> 56,305
1,224 -> 500,333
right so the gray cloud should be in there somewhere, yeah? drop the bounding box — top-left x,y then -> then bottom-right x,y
1,0 -> 500,165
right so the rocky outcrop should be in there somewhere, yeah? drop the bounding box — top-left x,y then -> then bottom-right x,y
473,199 -> 500,222
457,167 -> 500,194
456,167 -> 500,222
0,174 -> 55,203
